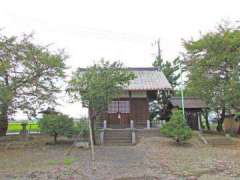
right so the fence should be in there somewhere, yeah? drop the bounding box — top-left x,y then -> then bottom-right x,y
97,119 -> 166,129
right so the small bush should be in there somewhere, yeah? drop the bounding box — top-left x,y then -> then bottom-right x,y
160,110 -> 192,143
74,118 -> 89,138
39,114 -> 74,144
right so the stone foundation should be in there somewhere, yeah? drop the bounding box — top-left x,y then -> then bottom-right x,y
136,128 -> 160,142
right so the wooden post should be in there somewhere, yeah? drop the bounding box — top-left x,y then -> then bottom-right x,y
129,91 -> 132,129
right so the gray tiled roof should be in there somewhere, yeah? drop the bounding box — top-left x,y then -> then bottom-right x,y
124,67 -> 172,91
78,67 -> 172,91
170,97 -> 207,109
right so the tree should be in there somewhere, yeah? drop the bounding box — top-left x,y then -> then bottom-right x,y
153,56 -> 181,88
149,91 -> 171,121
67,59 -> 135,144
149,100 -> 161,121
39,114 -> 74,144
0,32 -> 66,136
160,110 -> 192,143
183,22 -> 240,132
152,40 -> 180,88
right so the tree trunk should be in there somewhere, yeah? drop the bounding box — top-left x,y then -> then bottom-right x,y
89,107 -> 97,145
91,115 -> 96,145
0,105 -> 9,137
204,111 -> 210,130
217,107 -> 225,132
54,133 -> 58,144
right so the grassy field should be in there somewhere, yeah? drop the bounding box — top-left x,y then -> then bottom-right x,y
8,122 -> 40,133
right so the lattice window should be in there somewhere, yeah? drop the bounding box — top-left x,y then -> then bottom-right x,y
108,101 -> 129,113
108,101 -> 118,113
118,101 -> 129,113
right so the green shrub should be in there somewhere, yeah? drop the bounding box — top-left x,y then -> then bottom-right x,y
160,110 -> 192,143
74,118 -> 89,138
39,114 -> 74,144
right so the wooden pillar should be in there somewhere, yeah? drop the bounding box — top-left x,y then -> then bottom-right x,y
129,91 -> 132,127
198,112 -> 202,131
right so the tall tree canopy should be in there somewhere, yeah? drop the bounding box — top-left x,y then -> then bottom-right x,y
153,56 -> 180,88
67,60 -> 135,143
183,22 -> 240,131
0,32 -> 67,136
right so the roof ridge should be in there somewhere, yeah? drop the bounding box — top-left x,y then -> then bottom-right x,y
127,67 -> 159,71
171,97 -> 202,99
78,67 -> 160,72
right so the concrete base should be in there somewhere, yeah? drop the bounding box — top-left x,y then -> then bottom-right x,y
131,130 -> 136,145
100,131 -> 104,145
74,141 -> 89,149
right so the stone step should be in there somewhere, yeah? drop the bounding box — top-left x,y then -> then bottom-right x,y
104,134 -> 131,137
104,138 -> 131,142
104,133 -> 131,136
104,131 -> 131,134
104,136 -> 131,139
104,130 -> 131,132
104,142 -> 132,146
105,139 -> 132,143
103,129 -> 132,145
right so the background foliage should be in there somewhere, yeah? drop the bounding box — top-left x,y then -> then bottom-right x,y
0,32 -> 67,136
184,22 -> 240,131
39,114 -> 74,143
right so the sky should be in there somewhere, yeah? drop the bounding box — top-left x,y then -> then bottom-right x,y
1,0 -> 240,119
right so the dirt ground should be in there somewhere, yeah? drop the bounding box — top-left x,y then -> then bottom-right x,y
1,134 -> 240,180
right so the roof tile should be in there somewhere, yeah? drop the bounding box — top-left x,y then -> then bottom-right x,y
124,69 -> 172,90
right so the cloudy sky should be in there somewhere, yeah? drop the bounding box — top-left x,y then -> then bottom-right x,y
1,0 -> 239,118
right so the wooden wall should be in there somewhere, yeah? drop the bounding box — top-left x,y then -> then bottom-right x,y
130,98 -> 149,128
90,90 -> 152,129
106,97 -> 149,128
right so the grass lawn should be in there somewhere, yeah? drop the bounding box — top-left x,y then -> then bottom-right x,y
8,122 -> 40,133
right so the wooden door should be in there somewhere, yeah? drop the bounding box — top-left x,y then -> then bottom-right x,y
107,101 -> 130,128
130,98 -> 149,128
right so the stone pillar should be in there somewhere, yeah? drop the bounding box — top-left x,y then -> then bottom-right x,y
147,120 -> 150,129
132,130 -> 136,145
130,120 -> 134,129
100,131 -> 104,145
103,120 -> 107,129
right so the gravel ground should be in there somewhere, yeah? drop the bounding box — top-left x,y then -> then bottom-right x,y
1,134 -> 240,180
